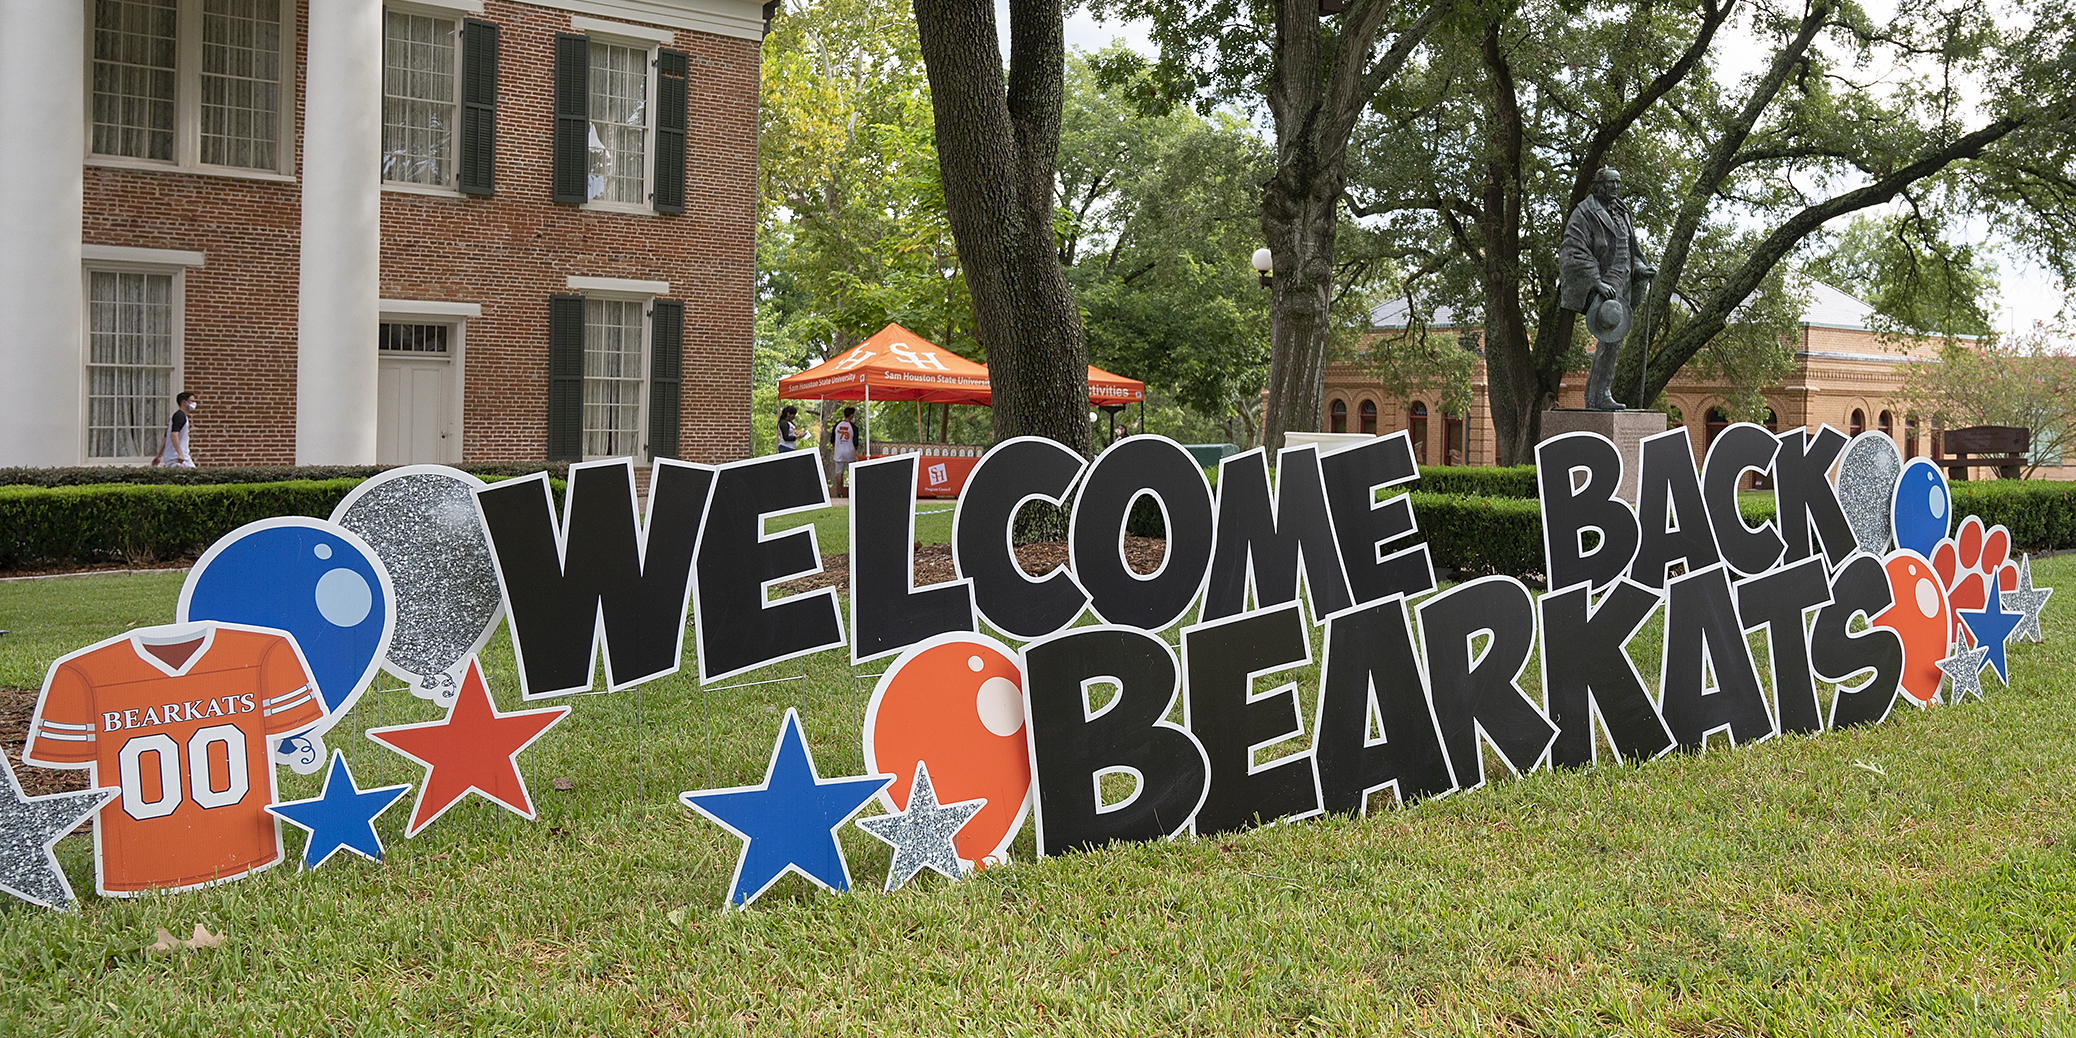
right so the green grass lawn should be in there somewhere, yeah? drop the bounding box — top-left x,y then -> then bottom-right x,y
0,553 -> 2073,1034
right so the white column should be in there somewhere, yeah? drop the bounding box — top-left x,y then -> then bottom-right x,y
0,4 -> 85,466
296,0 -> 384,464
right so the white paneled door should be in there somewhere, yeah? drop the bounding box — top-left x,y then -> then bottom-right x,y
376,356 -> 456,464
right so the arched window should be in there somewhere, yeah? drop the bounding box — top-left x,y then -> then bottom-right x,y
1763,407 -> 1779,432
1665,403 -> 1685,426
1905,414 -> 1920,458
1444,411 -> 1466,466
1850,409 -> 1865,437
1329,399 -> 1347,434
1705,407 -> 1730,445
1878,410 -> 1892,439
1359,400 -> 1378,435
1408,401 -> 1428,460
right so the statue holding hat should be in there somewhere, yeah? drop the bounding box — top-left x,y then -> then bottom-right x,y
1559,168 -> 1656,410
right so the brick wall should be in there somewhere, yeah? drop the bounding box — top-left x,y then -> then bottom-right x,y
79,0 -> 757,467
81,1 -> 312,467
380,0 -> 756,464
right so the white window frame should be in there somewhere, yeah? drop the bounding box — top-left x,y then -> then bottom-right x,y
572,17 -> 668,216
377,299 -> 477,464
79,247 -> 205,465
566,276 -> 664,461
377,2 -> 472,196
82,0 -> 300,182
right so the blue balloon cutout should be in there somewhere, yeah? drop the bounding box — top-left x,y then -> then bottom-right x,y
1891,458 -> 1952,559
180,518 -> 395,719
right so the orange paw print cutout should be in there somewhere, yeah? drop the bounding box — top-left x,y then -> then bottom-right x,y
1930,516 -> 2017,647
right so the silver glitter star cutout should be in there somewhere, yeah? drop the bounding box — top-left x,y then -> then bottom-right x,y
855,762 -> 986,893
1938,643 -> 1992,703
0,755 -> 116,911
2002,554 -> 2053,644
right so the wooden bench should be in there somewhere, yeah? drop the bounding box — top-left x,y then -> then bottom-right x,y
1940,425 -> 2029,480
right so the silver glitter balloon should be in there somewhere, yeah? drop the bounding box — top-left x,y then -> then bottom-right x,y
855,761 -> 986,892
1836,432 -> 1903,555
333,467 -> 504,703
0,756 -> 115,911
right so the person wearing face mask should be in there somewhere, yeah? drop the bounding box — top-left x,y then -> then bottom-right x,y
153,391 -> 198,467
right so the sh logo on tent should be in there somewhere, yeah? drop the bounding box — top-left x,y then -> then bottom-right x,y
929,463 -> 949,489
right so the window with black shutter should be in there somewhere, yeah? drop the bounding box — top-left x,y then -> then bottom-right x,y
653,49 -> 688,214
648,300 -> 684,459
551,34 -> 590,205
547,295 -> 587,460
458,19 -> 499,196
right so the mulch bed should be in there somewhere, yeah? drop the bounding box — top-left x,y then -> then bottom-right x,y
778,537 -> 1167,596
0,688 -> 87,797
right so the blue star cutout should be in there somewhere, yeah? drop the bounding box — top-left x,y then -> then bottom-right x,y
265,751 -> 412,870
681,709 -> 893,908
1958,590 -> 2025,685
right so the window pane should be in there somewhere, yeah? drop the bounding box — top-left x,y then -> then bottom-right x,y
587,42 -> 648,204
381,11 -> 457,185
377,323 -> 450,354
201,0 -> 282,169
87,271 -> 177,460
92,0 -> 178,160
582,298 -> 645,457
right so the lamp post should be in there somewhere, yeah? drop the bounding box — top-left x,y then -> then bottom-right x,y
1252,247 -> 1274,288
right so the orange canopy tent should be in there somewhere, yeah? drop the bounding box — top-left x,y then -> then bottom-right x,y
775,323 -> 991,403
966,364 -> 1145,406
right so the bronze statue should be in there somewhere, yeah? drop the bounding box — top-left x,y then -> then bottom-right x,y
1560,168 -> 1656,410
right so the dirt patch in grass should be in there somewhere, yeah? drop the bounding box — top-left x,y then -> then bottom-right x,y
778,538 -> 1167,596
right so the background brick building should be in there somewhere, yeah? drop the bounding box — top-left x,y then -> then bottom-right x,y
1,0 -> 763,468
1318,282 -> 2052,473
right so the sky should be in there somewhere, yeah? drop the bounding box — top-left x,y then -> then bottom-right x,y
1013,3 -> 2068,335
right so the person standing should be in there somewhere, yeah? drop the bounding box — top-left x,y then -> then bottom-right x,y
153,391 -> 198,467
777,405 -> 801,452
831,406 -> 858,497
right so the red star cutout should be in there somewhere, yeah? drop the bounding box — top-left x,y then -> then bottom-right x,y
366,658 -> 570,837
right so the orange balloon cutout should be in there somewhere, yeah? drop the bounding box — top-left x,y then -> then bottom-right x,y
862,633 -> 1031,868
1872,551 -> 1951,704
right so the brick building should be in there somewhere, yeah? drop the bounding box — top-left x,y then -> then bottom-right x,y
1,0 -> 763,468
1319,282 -> 2026,472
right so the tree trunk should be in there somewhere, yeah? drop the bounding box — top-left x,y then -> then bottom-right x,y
1261,165 -> 1341,452
1473,17 -> 1544,467
1257,0 -> 1459,453
914,0 -> 1088,453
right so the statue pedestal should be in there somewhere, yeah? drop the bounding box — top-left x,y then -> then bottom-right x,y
1539,409 -> 1668,506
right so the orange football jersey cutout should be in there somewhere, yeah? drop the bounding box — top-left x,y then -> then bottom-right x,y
25,622 -> 324,896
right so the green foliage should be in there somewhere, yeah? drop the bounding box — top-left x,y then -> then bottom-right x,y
1894,325 -> 2076,474
1411,492 -> 1546,578
0,480 -> 364,569
1806,214 -> 1999,338
1060,55 -> 1276,446
0,463 -> 565,489
1414,465 -> 1538,498
1949,480 -> 2076,552
759,0 -> 975,373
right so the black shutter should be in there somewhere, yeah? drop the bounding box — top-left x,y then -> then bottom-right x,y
653,49 -> 688,214
548,295 -> 586,460
552,34 -> 590,204
648,299 -> 684,460
458,19 -> 499,196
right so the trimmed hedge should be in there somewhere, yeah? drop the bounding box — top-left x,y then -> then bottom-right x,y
0,479 -> 364,569
1415,465 -> 1539,498
1412,493 -> 1547,578
0,462 -> 568,489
